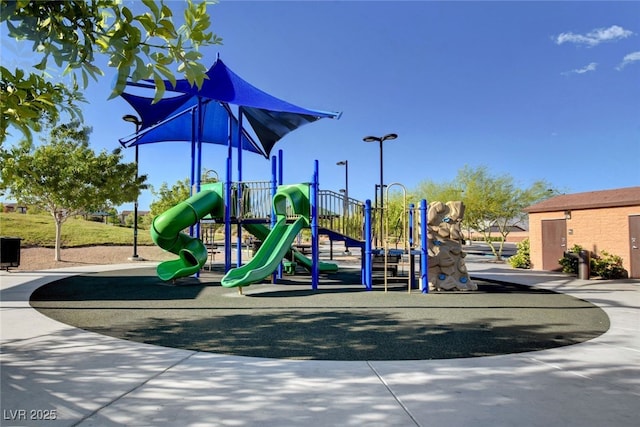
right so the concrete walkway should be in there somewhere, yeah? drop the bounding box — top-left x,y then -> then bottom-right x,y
1,258 -> 638,426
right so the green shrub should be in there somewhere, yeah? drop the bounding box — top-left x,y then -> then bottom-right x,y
591,250 -> 628,279
559,245 -> 628,279
558,244 -> 583,274
509,238 -> 531,269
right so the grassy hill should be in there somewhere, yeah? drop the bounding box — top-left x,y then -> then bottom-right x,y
0,212 -> 155,248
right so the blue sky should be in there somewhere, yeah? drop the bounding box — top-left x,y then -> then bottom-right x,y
3,1 -> 639,211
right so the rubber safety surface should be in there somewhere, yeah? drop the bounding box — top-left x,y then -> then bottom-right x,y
29,266 -> 610,361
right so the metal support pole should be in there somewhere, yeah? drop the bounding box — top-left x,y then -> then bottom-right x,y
131,145 -> 139,259
224,155 -> 232,272
409,203 -> 415,290
364,199 -> 372,290
277,150 -> 284,279
420,199 -> 429,293
236,108 -> 243,268
122,114 -> 144,262
378,140 -> 384,251
311,160 -> 319,290
195,99 -> 203,278
271,154 -> 278,283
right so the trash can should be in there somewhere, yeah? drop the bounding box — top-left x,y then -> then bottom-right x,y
578,249 -> 590,280
0,237 -> 22,270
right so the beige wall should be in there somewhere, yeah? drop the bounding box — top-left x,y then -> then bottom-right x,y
529,206 -> 640,274
528,211 -> 565,270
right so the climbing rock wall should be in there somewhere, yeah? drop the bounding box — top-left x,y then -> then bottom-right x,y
426,201 -> 477,291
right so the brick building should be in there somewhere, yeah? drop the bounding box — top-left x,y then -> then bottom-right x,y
524,187 -> 640,279
2,203 -> 27,213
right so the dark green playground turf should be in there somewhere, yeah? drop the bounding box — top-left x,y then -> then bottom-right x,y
29,266 -> 609,361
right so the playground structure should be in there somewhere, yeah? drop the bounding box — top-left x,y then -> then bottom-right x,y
150,157 -> 363,289
149,153 -> 453,293
119,57 -> 348,290
118,57 -> 470,292
148,146 -> 478,292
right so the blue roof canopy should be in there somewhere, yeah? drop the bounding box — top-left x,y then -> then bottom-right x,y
120,91 -> 193,131
120,58 -> 341,157
119,94 -> 265,156
167,58 -> 339,118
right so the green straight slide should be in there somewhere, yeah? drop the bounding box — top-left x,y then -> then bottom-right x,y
221,217 -> 308,287
242,222 -> 338,273
151,189 -> 222,281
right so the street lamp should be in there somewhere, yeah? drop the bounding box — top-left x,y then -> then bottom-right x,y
122,114 -> 143,261
336,160 -> 349,232
363,133 -> 397,248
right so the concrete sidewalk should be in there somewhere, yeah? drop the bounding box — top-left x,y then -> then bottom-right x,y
1,259 -> 638,427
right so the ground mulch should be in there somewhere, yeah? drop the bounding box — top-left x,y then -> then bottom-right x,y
13,245 -> 174,271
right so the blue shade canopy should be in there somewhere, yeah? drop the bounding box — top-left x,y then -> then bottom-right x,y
120,92 -> 193,131
167,58 -> 340,118
242,107 -> 322,157
119,95 -> 266,156
123,58 -> 341,157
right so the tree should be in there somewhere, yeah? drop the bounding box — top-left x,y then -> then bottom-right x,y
106,207 -> 121,226
410,178 -> 468,239
413,165 -> 555,259
411,180 -> 464,205
149,169 -> 221,218
0,121 -> 147,260
382,190 -> 415,250
1,0 -> 221,143
149,178 -> 191,218
457,165 -> 554,259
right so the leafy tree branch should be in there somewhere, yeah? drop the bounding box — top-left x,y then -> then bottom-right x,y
1,0 -> 222,143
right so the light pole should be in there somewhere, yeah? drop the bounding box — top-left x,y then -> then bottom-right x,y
363,133 -> 397,249
336,160 -> 349,233
374,183 -> 387,248
122,114 -> 143,261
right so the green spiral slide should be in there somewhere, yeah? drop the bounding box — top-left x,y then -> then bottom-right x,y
151,184 -> 223,281
222,184 -> 315,288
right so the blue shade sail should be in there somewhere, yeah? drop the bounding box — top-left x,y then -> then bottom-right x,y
119,96 -> 265,156
120,92 -> 193,131
242,107 -> 321,157
167,58 -> 340,118
121,58 -> 341,157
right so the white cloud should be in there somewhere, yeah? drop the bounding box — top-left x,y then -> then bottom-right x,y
555,25 -> 633,47
561,62 -> 598,76
617,51 -> 640,70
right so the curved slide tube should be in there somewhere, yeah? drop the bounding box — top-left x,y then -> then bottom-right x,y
221,217 -> 308,288
151,190 -> 222,281
242,223 -> 338,273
